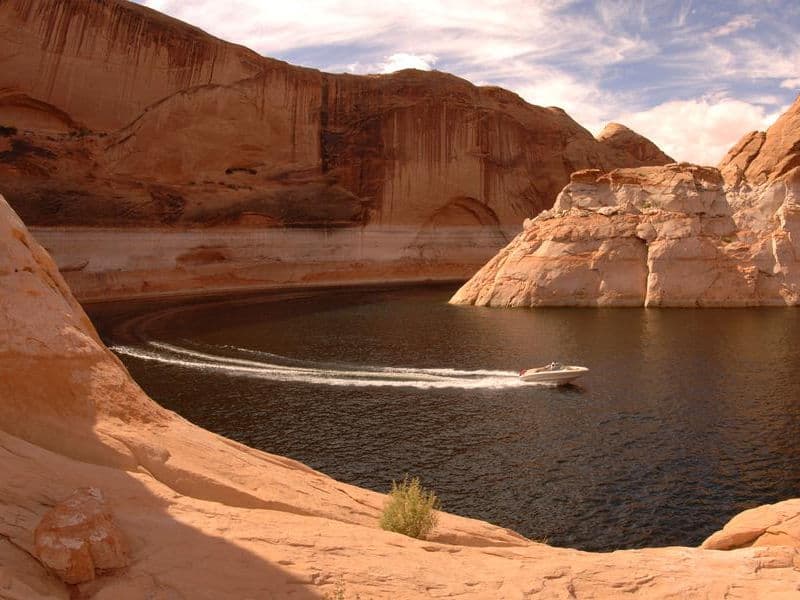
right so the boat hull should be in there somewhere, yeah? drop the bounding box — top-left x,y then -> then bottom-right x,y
519,366 -> 588,385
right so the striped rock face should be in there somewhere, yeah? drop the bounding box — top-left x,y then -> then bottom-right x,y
0,0 -> 670,299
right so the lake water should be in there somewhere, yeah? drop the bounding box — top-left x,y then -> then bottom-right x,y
89,285 -> 800,551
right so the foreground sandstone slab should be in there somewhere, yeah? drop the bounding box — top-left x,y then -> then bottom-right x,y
2,197 -> 800,596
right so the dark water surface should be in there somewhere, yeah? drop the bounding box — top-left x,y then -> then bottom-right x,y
88,285 -> 800,551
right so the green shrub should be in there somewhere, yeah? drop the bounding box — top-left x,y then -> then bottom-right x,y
379,475 -> 440,539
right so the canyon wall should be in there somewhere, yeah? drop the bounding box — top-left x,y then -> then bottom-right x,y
451,97 -> 800,308
0,0 -> 670,299
2,194 -> 800,597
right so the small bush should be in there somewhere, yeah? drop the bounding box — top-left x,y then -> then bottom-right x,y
379,475 -> 440,539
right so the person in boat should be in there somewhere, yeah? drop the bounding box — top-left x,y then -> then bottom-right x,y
521,362 -> 564,375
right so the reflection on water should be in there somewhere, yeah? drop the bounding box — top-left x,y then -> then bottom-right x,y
88,285 -> 800,551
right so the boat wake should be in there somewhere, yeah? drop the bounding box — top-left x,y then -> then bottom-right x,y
111,341 -> 540,389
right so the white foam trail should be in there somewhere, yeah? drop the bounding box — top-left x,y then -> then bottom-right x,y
112,342 -> 536,390
226,344 -> 514,377
149,342 -> 463,382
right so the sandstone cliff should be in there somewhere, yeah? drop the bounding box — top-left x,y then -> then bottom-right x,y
597,123 -> 674,166
720,96 -> 800,187
2,196 -> 800,598
451,98 -> 800,308
0,0 -> 670,299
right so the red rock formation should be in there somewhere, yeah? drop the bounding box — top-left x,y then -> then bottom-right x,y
34,487 -> 129,584
597,122 -> 675,166
0,46 -> 669,229
719,131 -> 767,187
0,0 -> 263,132
0,0 -> 671,298
451,163 -> 800,307
720,95 -> 800,187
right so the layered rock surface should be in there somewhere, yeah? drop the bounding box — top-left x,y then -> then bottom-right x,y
3,192 -> 800,596
0,0 -> 670,299
451,98 -> 800,308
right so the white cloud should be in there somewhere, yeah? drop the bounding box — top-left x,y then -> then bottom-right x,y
379,53 -> 437,73
142,1 -> 557,58
140,0 -> 654,74
781,78 -> 800,90
708,14 -> 758,38
339,53 -> 437,75
514,71 -> 624,132
675,0 -> 693,27
596,0 -> 649,30
717,39 -> 800,80
613,98 -> 781,165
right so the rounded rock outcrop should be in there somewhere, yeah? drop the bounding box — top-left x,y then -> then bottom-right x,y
34,487 -> 129,584
597,122 -> 675,166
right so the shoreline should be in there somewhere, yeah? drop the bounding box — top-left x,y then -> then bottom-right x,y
30,225 -> 513,303
79,276 -> 468,306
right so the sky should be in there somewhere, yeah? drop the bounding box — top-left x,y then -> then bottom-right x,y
135,0 -> 800,165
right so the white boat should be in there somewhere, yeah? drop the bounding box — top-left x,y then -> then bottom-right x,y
519,362 -> 588,385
